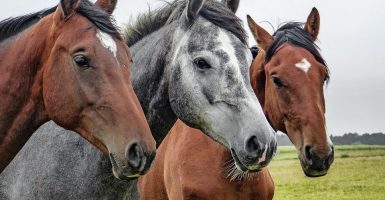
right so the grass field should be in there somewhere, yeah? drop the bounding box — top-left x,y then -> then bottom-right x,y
268,145 -> 385,200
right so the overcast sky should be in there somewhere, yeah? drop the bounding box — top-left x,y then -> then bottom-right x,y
1,0 -> 384,136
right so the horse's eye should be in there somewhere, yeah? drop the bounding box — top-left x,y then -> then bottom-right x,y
74,55 -> 90,69
193,58 -> 211,70
271,75 -> 285,88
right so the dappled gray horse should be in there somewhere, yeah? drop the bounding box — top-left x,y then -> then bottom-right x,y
0,0 -> 277,199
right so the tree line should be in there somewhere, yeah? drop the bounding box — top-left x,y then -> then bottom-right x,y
277,132 -> 385,146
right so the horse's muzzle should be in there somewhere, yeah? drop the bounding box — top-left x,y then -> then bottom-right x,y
300,145 -> 334,177
109,143 -> 156,180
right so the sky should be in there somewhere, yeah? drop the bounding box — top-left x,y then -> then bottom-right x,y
1,0 -> 384,136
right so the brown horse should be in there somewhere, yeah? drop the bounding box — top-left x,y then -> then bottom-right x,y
248,8 -> 334,177
139,7 -> 333,199
0,0 -> 156,179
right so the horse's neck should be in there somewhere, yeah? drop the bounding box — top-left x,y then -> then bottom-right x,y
130,26 -> 178,145
0,22 -> 50,172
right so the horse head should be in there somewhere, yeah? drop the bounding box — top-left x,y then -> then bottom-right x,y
247,8 -> 334,177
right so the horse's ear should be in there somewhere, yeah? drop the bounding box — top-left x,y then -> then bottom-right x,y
187,0 -> 206,21
95,0 -> 117,14
247,15 -> 273,51
59,0 -> 81,19
250,49 -> 267,106
304,7 -> 320,41
222,0 -> 240,13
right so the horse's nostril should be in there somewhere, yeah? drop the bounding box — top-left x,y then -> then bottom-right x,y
326,146 -> 335,166
305,145 -> 312,161
270,140 -> 277,156
126,143 -> 143,170
246,136 -> 261,156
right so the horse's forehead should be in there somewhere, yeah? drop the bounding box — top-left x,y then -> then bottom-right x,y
187,21 -> 250,68
273,45 -> 320,73
266,50 -> 327,93
216,29 -> 243,74
187,21 -> 219,52
295,58 -> 311,73
216,29 -> 250,76
189,21 -> 244,46
292,55 -> 325,78
96,30 -> 118,58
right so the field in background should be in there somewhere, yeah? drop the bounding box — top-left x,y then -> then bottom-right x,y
268,145 -> 385,200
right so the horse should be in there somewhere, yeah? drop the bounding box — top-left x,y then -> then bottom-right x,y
248,8 -> 334,177
0,0 -> 276,199
138,7 -> 334,200
0,0 -> 156,179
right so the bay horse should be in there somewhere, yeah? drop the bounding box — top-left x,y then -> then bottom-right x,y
0,0 -> 276,199
138,7 -> 334,200
0,0 -> 156,179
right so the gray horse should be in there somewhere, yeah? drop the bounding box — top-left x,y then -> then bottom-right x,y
0,0 -> 276,199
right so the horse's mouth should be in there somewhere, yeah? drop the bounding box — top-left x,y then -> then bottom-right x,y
230,149 -> 262,173
300,162 -> 328,177
302,164 -> 328,177
299,155 -> 330,177
109,153 -> 141,180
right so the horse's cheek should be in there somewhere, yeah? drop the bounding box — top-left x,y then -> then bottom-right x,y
42,63 -> 79,128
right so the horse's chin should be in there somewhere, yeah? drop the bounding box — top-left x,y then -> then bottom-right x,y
230,149 -> 263,173
299,157 -> 328,177
302,167 -> 328,177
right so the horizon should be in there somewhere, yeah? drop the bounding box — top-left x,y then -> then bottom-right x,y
277,131 -> 385,136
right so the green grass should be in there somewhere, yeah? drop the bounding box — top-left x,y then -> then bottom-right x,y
268,145 -> 385,200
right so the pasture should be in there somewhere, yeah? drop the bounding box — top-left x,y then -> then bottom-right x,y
269,145 -> 385,200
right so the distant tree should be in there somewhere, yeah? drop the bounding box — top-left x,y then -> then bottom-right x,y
330,132 -> 385,145
277,132 -> 385,146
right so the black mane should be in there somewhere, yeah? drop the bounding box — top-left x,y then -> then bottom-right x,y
0,0 -> 120,43
266,22 -> 329,81
124,0 -> 247,46
0,7 -> 55,42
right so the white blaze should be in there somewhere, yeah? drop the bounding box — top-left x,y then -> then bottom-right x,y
217,29 -> 245,85
96,30 -> 117,58
295,58 -> 312,73
218,29 -> 274,145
